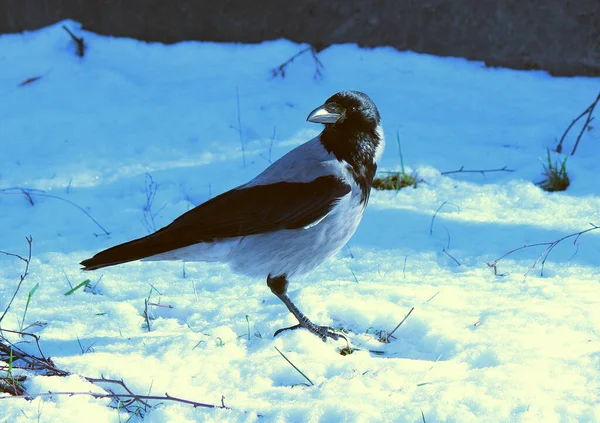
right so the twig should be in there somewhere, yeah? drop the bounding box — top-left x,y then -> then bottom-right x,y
147,302 -> 173,309
143,299 -> 151,332
271,46 -> 324,79
0,391 -> 231,411
441,165 -> 514,175
0,334 -> 252,416
380,307 -> 415,343
139,173 -> 165,233
18,76 -> 43,87
442,249 -> 461,266
273,346 -> 314,386
429,201 -> 459,235
62,25 -> 85,57
425,291 -> 440,303
75,335 -> 98,355
0,330 -> 67,377
556,91 -> 600,155
0,236 -> 33,325
84,377 -> 152,409
260,127 -> 277,163
236,87 -> 245,167
0,247 -> 256,417
0,188 -> 109,236
0,375 -> 27,396
487,223 -> 600,278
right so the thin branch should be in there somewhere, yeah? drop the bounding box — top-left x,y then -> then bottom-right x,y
0,330 -> 67,377
425,291 -> 440,303
429,201 -> 459,235
271,46 -> 324,79
0,236 -> 33,325
570,92 -> 599,156
62,25 -> 85,57
0,246 -> 257,418
143,299 -> 151,332
386,307 -> 414,341
441,165 -> 514,175
139,173 -> 165,233
487,223 -> 600,278
555,91 -> 600,155
0,391 -> 230,411
235,87 -> 245,167
147,303 -> 173,309
442,249 -> 461,266
0,336 -> 254,416
18,76 -> 43,87
0,188 -> 109,236
260,127 -> 277,164
273,346 -> 314,386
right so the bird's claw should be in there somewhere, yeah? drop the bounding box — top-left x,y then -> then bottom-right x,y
274,323 -> 348,344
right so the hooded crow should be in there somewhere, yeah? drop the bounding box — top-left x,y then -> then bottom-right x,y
81,90 -> 385,342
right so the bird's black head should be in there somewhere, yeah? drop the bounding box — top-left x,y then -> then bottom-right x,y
307,90 -> 381,133
307,90 -> 384,203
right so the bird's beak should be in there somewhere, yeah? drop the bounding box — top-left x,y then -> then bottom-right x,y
306,103 -> 343,124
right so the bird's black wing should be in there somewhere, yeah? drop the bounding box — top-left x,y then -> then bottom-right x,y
80,175 -> 351,270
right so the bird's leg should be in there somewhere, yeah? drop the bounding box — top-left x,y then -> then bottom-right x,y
267,274 -> 347,343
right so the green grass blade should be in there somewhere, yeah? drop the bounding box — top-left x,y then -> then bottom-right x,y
274,346 -> 314,386
64,279 -> 91,296
396,130 -> 405,174
7,347 -> 13,378
20,283 -> 39,330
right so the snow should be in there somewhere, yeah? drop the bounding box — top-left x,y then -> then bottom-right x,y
1,20 -> 600,422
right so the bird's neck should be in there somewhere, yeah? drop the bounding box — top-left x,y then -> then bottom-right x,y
320,126 -> 382,203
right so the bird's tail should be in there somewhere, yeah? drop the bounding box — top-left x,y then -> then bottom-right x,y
80,232 -> 171,271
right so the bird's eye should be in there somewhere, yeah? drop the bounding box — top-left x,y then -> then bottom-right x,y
349,106 -> 357,113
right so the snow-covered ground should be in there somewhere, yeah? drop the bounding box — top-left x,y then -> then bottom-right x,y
1,20 -> 599,422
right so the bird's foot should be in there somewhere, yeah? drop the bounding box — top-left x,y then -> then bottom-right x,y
274,322 -> 348,344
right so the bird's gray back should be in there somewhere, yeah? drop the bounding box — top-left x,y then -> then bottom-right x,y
244,137 -> 345,187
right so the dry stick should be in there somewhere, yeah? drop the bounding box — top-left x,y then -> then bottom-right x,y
0,376 -> 27,396
429,201 -> 459,235
0,236 -> 33,325
309,47 -> 324,79
441,165 -> 514,175
442,249 -> 461,266
148,303 -> 173,309
273,346 -> 314,386
487,223 -> 600,278
260,127 -> 277,163
0,391 -> 231,411
235,87 -> 246,167
18,76 -> 43,87
272,46 -> 323,79
84,377 -> 151,409
140,173 -> 166,234
143,299 -> 151,332
61,25 -> 85,57
0,258 -> 240,416
0,333 -> 253,415
440,225 -> 460,265
570,91 -> 600,156
425,291 -> 440,303
0,188 -> 109,236
0,330 -> 67,377
0,250 -> 248,417
384,306 -> 415,342
556,91 -> 600,155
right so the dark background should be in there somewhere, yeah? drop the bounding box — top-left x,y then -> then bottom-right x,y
1,0 -> 599,76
